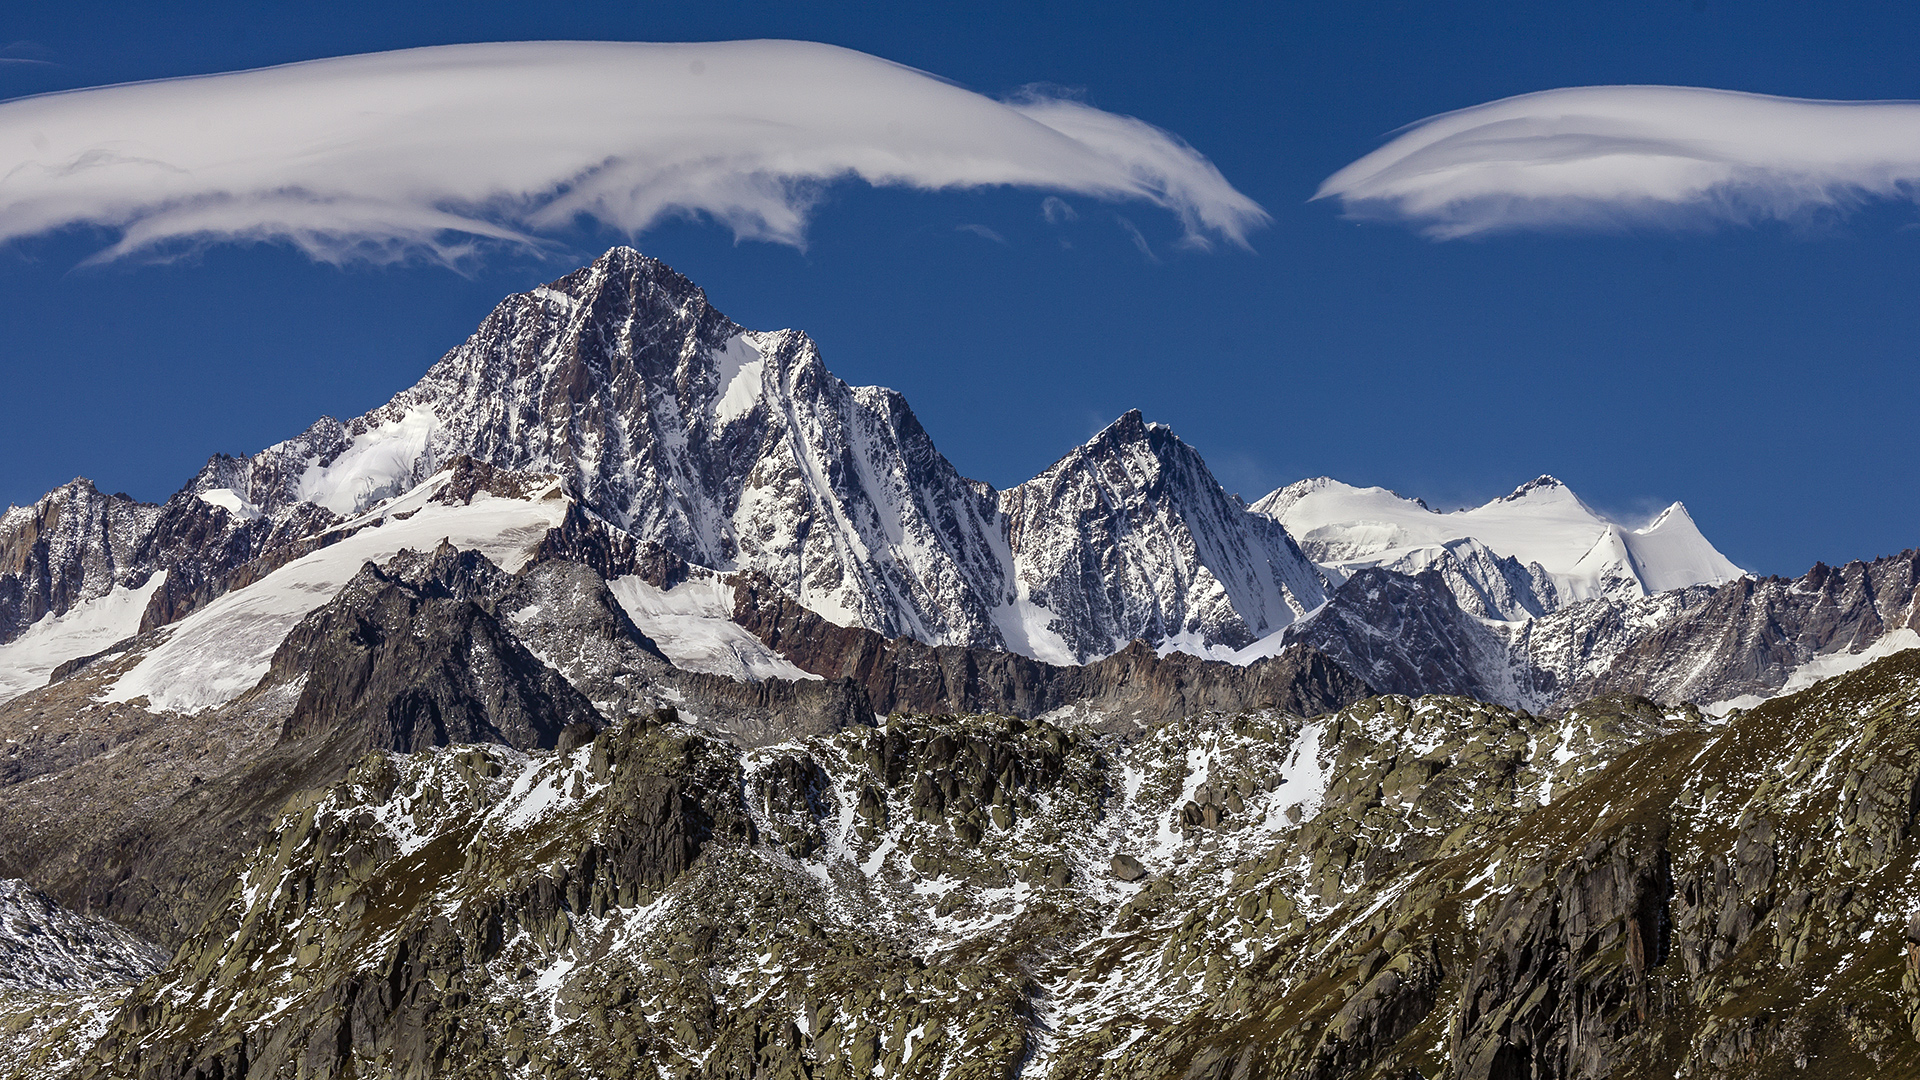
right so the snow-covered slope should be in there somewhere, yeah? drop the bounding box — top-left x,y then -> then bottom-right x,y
606,571 -> 816,682
107,473 -> 568,714
1253,475 -> 1744,616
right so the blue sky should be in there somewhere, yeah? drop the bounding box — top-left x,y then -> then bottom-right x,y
3,0 -> 1918,577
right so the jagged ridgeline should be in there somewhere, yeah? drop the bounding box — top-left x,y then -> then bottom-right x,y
0,653 -> 1914,1079
1,248 -> 1919,1080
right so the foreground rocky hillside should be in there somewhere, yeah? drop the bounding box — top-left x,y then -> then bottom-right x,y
3,644 -> 1915,1079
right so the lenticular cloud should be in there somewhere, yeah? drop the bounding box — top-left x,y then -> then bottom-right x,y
0,40 -> 1268,264
1317,85 -> 1920,237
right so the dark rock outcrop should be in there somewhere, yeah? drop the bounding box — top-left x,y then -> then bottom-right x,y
272,543 -> 600,754
81,713 -> 752,1080
1451,824 -> 1674,1079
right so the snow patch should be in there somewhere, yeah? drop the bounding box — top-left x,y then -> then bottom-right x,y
0,572 -> 166,705
607,571 -> 817,682
295,406 -> 439,516
710,333 -> 767,427
196,488 -> 262,520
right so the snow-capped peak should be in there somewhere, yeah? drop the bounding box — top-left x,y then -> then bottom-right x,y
1251,475 -> 1745,617
1496,474 -> 1576,504
1617,500 -> 1744,594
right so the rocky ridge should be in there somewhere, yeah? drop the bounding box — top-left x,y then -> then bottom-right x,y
6,649 -> 1914,1079
0,462 -> 1367,956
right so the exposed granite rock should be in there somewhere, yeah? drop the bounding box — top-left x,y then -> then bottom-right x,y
0,480 -> 158,645
1450,824 -> 1674,1079
1564,548 -> 1920,706
131,495 -> 341,634
8,652 -> 1920,1079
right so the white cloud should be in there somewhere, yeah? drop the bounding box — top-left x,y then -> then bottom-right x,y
0,40 -> 1268,264
1316,85 -> 1920,237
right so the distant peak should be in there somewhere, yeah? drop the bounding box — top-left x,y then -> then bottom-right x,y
1499,474 -> 1566,502
1250,476 -> 1342,518
1086,409 -> 1154,446
1642,501 -> 1691,530
593,244 -> 651,266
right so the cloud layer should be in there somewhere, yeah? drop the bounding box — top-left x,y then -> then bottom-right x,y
1317,85 -> 1920,237
0,40 -> 1268,264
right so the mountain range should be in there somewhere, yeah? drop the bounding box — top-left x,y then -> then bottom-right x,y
1,248 -> 1918,1080
9,245 -> 1905,722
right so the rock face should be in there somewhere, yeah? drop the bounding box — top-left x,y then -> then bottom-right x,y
1000,410 -> 1326,661
271,544 -> 601,754
1288,568 -> 1520,705
1367,534 -> 1559,620
0,480 -> 158,643
1280,549 -> 1920,715
1560,548 -> 1920,706
0,473 -> 342,653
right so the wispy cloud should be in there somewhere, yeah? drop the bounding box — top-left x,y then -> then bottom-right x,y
1117,216 -> 1157,261
955,223 -> 1008,244
0,40 -> 1269,265
1041,195 -> 1078,223
0,41 -> 56,69
1317,85 -> 1920,237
